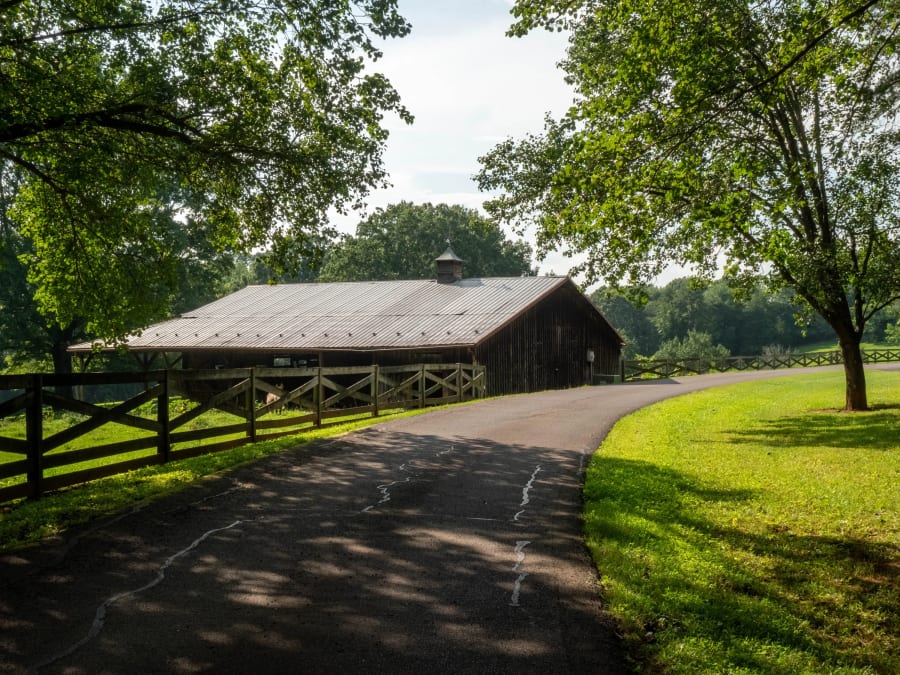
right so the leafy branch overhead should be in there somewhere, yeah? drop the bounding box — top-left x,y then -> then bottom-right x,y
478,0 -> 899,409
0,0 -> 412,339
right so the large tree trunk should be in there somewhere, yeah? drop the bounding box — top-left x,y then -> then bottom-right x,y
837,332 -> 868,411
50,338 -> 72,377
49,322 -> 79,400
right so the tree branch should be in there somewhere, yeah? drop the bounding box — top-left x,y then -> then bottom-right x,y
0,12 -> 200,48
732,0 -> 883,102
0,103 -> 199,144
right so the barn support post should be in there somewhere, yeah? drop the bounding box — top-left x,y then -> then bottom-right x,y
26,374 -> 43,500
247,368 -> 257,442
157,371 -> 171,463
371,364 -> 379,417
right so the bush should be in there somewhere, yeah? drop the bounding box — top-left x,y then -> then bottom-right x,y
885,321 -> 900,345
652,330 -> 731,361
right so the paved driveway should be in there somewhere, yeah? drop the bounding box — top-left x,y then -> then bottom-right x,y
0,368 -> 850,674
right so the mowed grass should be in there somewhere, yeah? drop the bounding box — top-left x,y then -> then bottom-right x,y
584,369 -> 899,674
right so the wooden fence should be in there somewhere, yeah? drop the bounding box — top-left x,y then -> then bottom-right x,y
0,363 -> 486,504
623,348 -> 900,381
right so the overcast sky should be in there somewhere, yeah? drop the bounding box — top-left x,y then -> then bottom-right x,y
332,0 -> 579,276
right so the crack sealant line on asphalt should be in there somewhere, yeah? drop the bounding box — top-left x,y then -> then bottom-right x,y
509,540 -> 531,607
360,444 -> 454,513
25,520 -> 243,675
513,464 -> 542,522
361,477 -> 411,512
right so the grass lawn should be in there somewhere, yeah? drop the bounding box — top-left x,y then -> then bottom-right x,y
584,369 -> 899,673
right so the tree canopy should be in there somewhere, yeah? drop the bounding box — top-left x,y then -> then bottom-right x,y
317,202 -> 536,281
478,0 -> 899,409
1,167 -> 238,373
1,0 -> 411,340
591,278 -> 838,358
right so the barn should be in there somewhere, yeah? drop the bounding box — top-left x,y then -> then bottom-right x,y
71,252 -> 623,396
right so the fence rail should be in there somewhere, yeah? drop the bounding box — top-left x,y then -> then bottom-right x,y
0,363 -> 486,504
623,349 -> 900,381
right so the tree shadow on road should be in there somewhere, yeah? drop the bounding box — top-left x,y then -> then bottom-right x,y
2,429 -> 627,674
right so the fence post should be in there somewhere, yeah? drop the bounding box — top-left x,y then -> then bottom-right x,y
371,364 -> 379,417
157,371 -> 170,463
26,374 -> 43,500
419,364 -> 426,408
456,363 -> 463,402
247,368 -> 257,442
315,366 -> 323,426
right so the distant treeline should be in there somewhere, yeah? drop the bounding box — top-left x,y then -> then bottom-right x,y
591,278 -> 900,360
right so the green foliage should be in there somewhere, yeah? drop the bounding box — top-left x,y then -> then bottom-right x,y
592,278 -> 835,358
885,321 -> 900,345
872,301 -> 900,344
1,0 -> 412,340
591,291 -> 660,358
1,169 -> 85,372
317,202 -> 535,281
1,171 -> 238,372
652,330 -> 730,361
479,0 -> 900,409
585,371 -> 900,672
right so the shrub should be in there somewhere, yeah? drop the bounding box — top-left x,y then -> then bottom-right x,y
652,330 -> 731,361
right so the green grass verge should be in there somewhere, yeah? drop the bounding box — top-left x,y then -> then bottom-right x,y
802,340 -> 898,353
0,405 -> 442,551
584,370 -> 899,673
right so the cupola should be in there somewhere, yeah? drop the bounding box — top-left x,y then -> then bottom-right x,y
435,246 -> 464,283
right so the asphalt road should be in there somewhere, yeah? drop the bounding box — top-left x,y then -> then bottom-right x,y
0,368 -> 855,674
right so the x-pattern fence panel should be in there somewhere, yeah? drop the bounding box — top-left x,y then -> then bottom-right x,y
0,364 -> 486,503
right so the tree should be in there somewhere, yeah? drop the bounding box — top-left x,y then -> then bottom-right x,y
317,202 -> 536,281
0,166 -> 83,374
590,290 -> 660,357
477,0 -> 899,410
592,277 -> 835,359
885,307 -> 900,344
1,170 -> 240,373
1,0 -> 411,341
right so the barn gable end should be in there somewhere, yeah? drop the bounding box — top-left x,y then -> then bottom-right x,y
475,281 -> 622,394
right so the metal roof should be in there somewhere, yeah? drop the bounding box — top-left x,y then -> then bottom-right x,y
71,276 -> 585,353
435,246 -> 464,262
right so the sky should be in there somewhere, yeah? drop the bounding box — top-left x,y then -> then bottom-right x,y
331,0 -> 580,276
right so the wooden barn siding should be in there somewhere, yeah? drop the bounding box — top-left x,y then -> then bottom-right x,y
475,285 -> 621,396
